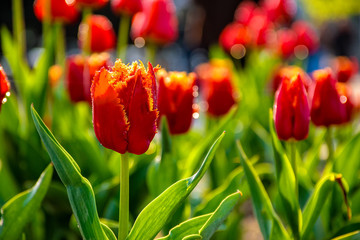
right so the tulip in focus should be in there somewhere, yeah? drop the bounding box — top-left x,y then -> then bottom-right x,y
78,15 -> 116,53
34,0 -> 79,23
131,0 -> 178,45
310,68 -> 347,126
158,69 -> 196,134
273,74 -> 310,140
332,56 -> 358,83
75,0 -> 108,9
91,60 -> 159,154
66,53 -> 110,104
272,65 -> 312,92
0,66 -> 10,112
111,0 -> 143,16
196,60 -> 236,117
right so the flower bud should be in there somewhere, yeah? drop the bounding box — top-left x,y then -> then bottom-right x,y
111,0 -> 143,16
0,66 -> 10,112
34,0 -> 79,24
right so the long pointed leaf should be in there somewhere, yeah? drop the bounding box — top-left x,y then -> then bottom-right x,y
237,141 -> 290,240
0,164 -> 53,239
31,105 -> 108,240
269,109 -> 301,238
127,132 -> 225,240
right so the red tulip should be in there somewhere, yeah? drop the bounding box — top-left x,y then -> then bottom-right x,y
292,21 -> 319,54
66,53 -> 110,104
0,66 -> 10,111
111,0 -> 143,16
276,28 -> 297,58
274,74 -> 310,140
78,15 -> 116,53
262,0 -> 297,24
75,0 -> 108,9
234,1 -> 257,25
91,60 -> 159,154
336,82 -> 354,123
219,22 -> 251,54
196,60 -> 236,117
310,68 -> 347,126
34,0 -> 79,23
332,56 -> 358,83
247,8 -> 273,46
272,65 -> 312,93
131,0 -> 178,45
158,69 -> 196,134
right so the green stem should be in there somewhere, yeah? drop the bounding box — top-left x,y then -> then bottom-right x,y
55,23 -> 66,67
117,15 -> 131,61
146,42 -> 157,63
119,153 -> 129,240
13,0 -> 26,59
323,127 -> 334,174
82,8 -> 92,56
290,140 -> 298,200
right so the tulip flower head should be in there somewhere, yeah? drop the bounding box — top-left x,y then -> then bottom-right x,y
273,74 -> 310,141
158,69 -> 196,134
78,15 -> 116,53
34,0 -> 79,23
75,0 -> 108,9
234,1 -> 257,25
111,0 -> 143,16
66,53 -> 110,104
131,0 -> 178,45
332,56 -> 358,83
276,28 -> 298,59
272,65 -> 312,93
310,68 -> 347,126
292,21 -> 319,55
219,22 -> 251,56
91,60 -> 159,155
0,66 -> 10,112
196,60 -> 236,117
262,0 -> 297,24
336,82 -> 354,123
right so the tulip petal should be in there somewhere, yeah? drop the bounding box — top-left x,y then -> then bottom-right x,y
92,68 -> 129,154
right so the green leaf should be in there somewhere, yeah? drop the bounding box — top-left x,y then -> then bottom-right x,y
332,231 -> 360,240
0,164 -> 53,239
127,132 -> 226,240
31,105 -> 109,240
237,141 -> 290,240
334,132 -> 360,190
159,191 -> 241,240
101,223 -> 117,240
269,109 -> 301,238
301,174 -> 338,240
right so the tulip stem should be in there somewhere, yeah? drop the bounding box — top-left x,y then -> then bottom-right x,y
117,15 -> 131,61
119,153 -> 129,240
289,140 -> 298,200
82,8 -> 92,56
146,42 -> 157,63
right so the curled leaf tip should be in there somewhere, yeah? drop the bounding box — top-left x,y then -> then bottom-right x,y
236,190 -> 243,196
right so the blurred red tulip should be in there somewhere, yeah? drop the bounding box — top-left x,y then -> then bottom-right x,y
234,1 -> 257,25
336,82 -> 354,123
131,0 -> 178,45
274,74 -> 310,140
158,69 -> 196,134
292,21 -> 319,55
276,28 -> 297,58
272,65 -> 312,93
247,8 -> 273,46
66,53 -> 110,104
75,0 -> 108,9
219,22 -> 251,54
78,15 -> 116,52
111,0 -> 143,16
33,0 -> 79,24
91,60 -> 159,154
310,68 -> 347,126
0,66 -> 10,112
196,60 -> 236,117
262,0 -> 297,24
332,56 -> 358,83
